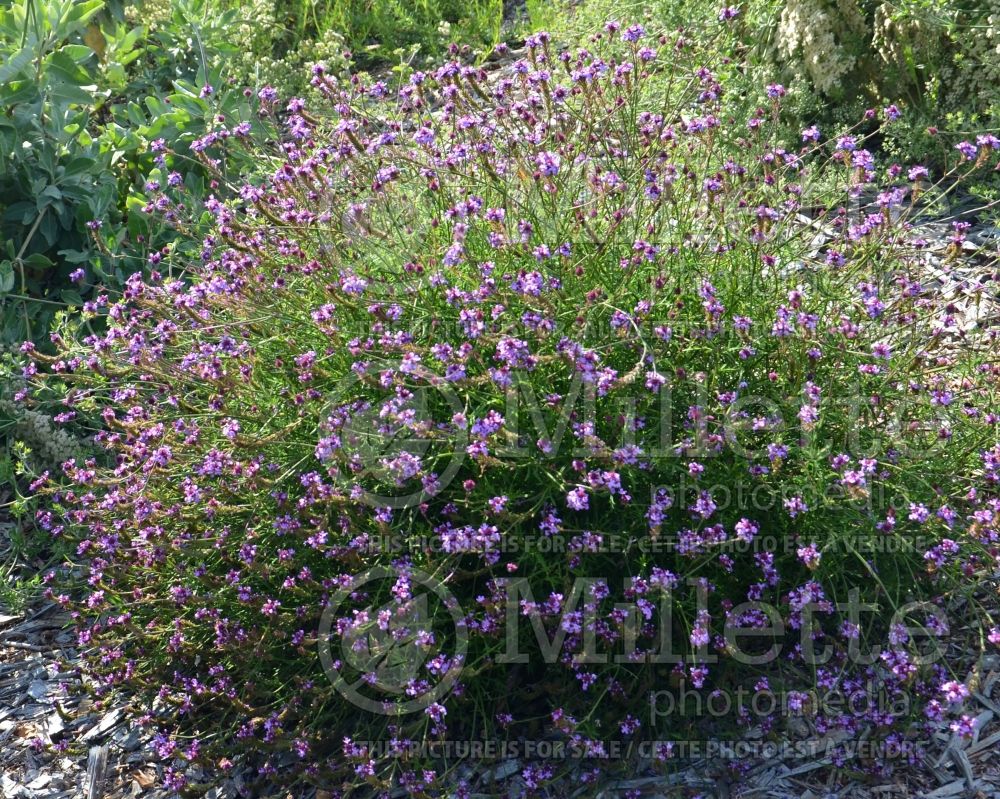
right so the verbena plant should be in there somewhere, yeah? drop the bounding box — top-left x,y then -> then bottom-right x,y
20,14 -> 1000,794
0,0 -> 271,564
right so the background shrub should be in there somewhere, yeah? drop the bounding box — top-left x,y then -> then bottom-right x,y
764,0 -> 1000,167
298,0 -> 503,67
0,0 -> 267,348
0,0 -> 118,344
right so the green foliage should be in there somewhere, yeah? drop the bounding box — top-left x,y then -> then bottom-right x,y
757,0 -> 1000,166
202,0 -> 503,100
210,0 -> 351,99
527,0 -> 707,42
301,0 -> 503,66
0,0 -> 115,342
0,0 -> 268,347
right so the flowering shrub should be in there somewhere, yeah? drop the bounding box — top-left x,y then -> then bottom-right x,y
769,0 -> 1000,165
775,0 -> 870,96
22,15 -> 1000,794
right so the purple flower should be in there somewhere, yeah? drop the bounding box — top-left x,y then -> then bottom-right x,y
566,487 -> 589,511
955,141 -> 977,160
261,598 -> 281,616
692,490 -> 717,519
735,518 -> 758,543
941,680 -> 969,703
871,343 -> 891,360
784,495 -> 808,518
801,125 -> 821,142
796,543 -> 821,570
619,715 -> 640,735
950,715 -> 977,739
851,149 -> 875,171
622,24 -> 646,42
536,150 -> 561,176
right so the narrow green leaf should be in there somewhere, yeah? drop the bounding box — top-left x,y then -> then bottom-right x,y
57,248 -> 91,264
24,253 -> 54,268
62,156 -> 97,177
0,261 -> 14,294
60,0 -> 104,30
0,46 -> 33,86
60,289 -> 84,306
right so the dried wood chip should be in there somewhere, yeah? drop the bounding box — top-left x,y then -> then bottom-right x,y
86,745 -> 109,799
2,641 -> 46,653
969,729 -> 1000,757
925,779 -> 968,798
1,774 -> 29,799
27,773 -> 52,790
973,692 -> 1000,716
27,680 -> 50,702
80,708 -> 124,743
482,760 -> 519,783
44,709 -> 66,742
951,746 -> 976,788
970,710 -> 994,745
